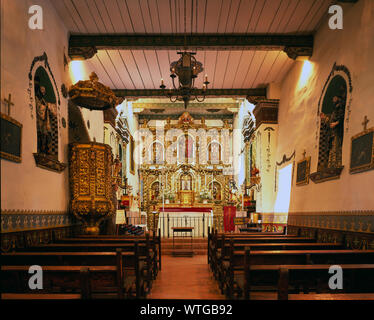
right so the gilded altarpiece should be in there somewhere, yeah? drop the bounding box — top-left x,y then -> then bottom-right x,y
138,112 -> 233,232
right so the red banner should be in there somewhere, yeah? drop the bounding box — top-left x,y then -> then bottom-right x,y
223,206 -> 236,232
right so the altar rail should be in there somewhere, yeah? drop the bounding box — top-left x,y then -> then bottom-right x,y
127,213 -> 213,238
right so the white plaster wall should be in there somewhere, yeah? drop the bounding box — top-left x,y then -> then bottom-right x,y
257,123 -> 278,213
1,0 -> 70,211
80,108 -> 104,143
276,0 -> 374,212
121,101 -> 139,196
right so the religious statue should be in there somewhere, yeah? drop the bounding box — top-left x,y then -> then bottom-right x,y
151,182 -> 160,200
35,78 -> 57,157
251,166 -> 260,177
320,93 -> 345,168
178,111 -> 193,124
211,182 -> 221,201
152,142 -> 164,164
180,174 -> 192,190
112,155 -> 122,192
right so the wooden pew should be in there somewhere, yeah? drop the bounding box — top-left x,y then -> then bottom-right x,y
54,235 -> 160,279
1,249 -> 145,298
58,232 -> 162,271
0,266 -> 108,299
214,242 -> 343,294
1,293 -> 84,300
210,236 -> 317,283
207,228 -> 294,265
276,264 -> 374,300
1,266 -> 91,299
224,247 -> 374,298
19,241 -> 156,288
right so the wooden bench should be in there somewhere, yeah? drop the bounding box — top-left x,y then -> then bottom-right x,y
1,266 -> 114,299
210,237 -> 317,282
207,228 -> 301,267
57,233 -> 162,271
1,293 -> 83,300
54,236 -> 160,279
224,248 -> 374,298
214,242 -> 344,292
20,241 -> 156,287
230,263 -> 374,299
1,249 -> 146,298
245,292 -> 374,300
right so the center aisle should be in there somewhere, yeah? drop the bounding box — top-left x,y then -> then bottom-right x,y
148,255 -> 226,300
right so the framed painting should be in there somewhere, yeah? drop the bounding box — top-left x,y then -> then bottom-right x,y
350,127 -> 374,174
130,135 -> 135,175
296,156 -> 310,185
0,113 -> 22,163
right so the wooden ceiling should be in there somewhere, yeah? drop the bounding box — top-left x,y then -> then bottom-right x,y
53,0 -> 332,95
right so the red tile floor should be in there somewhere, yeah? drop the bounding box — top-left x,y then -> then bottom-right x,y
148,255 -> 226,299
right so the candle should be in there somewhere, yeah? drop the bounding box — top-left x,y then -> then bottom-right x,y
205,74 -> 208,82
161,78 -> 164,86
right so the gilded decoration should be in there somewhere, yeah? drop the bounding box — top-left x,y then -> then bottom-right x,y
69,142 -> 115,234
138,112 -> 234,225
68,72 -> 123,110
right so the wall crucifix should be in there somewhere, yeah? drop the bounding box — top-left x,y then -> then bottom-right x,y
362,115 -> 369,131
3,93 -> 14,116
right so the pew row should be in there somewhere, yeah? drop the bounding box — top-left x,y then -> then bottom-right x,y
225,248 -> 374,298
1,249 -> 146,299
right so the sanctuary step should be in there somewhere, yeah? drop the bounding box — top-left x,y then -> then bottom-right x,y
161,238 -> 207,256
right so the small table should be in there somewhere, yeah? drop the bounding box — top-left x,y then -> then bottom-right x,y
171,227 -> 194,256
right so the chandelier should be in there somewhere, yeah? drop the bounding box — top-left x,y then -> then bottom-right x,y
160,51 -> 209,109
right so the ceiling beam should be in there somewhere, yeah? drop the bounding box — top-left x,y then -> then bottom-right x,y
113,88 -> 267,99
68,33 -> 313,60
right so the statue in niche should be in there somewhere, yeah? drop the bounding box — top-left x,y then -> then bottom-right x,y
318,75 -> 347,169
152,142 -> 164,164
210,181 -> 221,201
180,174 -> 192,190
209,141 -> 221,164
34,68 -> 58,157
151,182 -> 160,200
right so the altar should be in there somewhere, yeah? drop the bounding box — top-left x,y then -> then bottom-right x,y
157,205 -> 213,238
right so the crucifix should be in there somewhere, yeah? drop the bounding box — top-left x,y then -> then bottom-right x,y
362,116 -> 370,131
3,94 -> 14,116
302,149 -> 307,159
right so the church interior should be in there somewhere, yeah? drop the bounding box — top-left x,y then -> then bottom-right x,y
1,0 -> 374,303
